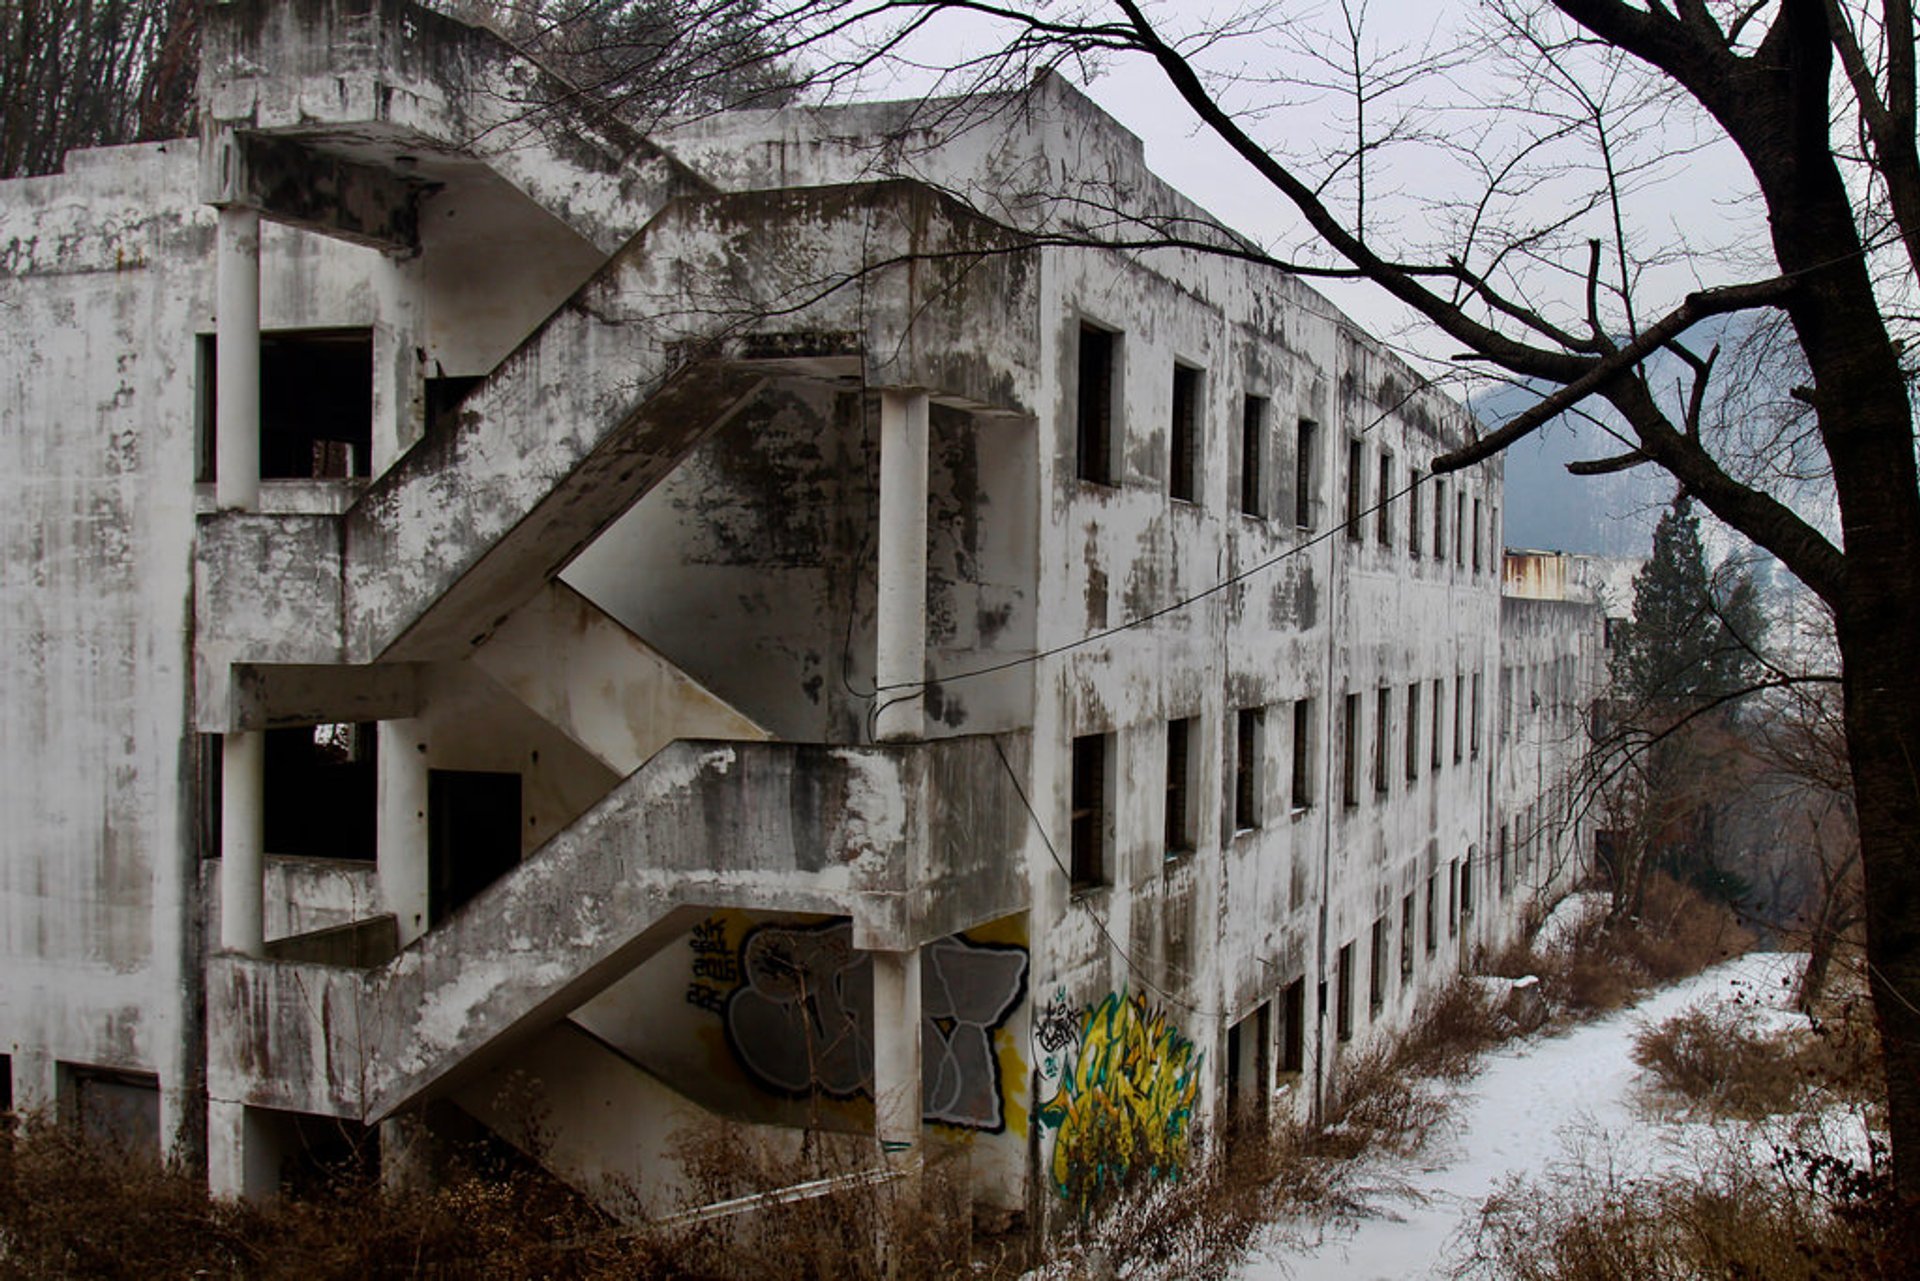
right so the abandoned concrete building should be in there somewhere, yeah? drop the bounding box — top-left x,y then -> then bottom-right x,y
0,0 -> 1604,1232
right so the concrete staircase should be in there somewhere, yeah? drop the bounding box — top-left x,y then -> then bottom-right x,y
195,177 -> 1034,700
199,0 -> 713,253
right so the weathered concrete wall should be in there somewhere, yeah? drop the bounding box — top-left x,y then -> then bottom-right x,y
1494,594 -> 1606,948
0,144 -> 206,1155
0,143 -> 386,1158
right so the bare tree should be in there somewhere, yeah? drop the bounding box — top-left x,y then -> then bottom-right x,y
0,0 -> 196,179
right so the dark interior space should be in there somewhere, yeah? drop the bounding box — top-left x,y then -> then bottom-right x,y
196,329 -> 375,481
428,769 -> 523,925
263,724 -> 377,861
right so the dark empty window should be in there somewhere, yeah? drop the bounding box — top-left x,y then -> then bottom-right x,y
1291,698 -> 1312,811
1234,707 -> 1264,831
1336,941 -> 1355,1042
1281,978 -> 1306,1075
1165,717 -> 1195,856
1433,477 -> 1447,557
1456,492 -> 1468,566
1076,324 -> 1116,486
1370,916 -> 1389,1015
1346,438 -> 1365,540
263,724 -> 377,862
1448,858 -> 1460,936
1343,693 -> 1360,807
1405,683 -> 1421,782
1473,498 -> 1484,574
1070,733 -> 1109,889
1401,892 -> 1416,983
1426,872 -> 1438,953
194,334 -> 217,483
1453,674 -> 1464,764
1431,678 -> 1444,769
196,733 -> 223,861
1462,855 -> 1476,919
263,330 -> 374,479
1374,687 -> 1391,796
199,328 -> 376,482
428,769 -> 522,924
1170,363 -> 1202,502
1499,823 -> 1511,897
1409,471 -> 1423,557
1377,451 -> 1393,545
1240,394 -> 1266,516
1295,419 -> 1317,529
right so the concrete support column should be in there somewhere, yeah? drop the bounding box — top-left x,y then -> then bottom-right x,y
215,206 -> 261,510
219,730 -> 265,956
207,1100 -> 282,1201
371,253 -> 424,473
380,1112 -> 439,1194
871,946 -> 923,1167
378,719 -> 431,946
874,389 -> 929,742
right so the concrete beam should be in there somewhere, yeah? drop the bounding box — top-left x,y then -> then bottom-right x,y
230,663 -> 420,731
206,131 -> 424,254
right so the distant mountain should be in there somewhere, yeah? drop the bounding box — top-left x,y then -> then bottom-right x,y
1478,384 -> 1670,558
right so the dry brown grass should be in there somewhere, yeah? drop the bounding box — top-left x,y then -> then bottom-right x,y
1487,874 -> 1752,1018
1457,1136 -> 1908,1280
1632,972 -> 1885,1123
0,1117 -> 679,1279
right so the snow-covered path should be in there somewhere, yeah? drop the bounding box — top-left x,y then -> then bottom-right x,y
1238,952 -> 1807,1281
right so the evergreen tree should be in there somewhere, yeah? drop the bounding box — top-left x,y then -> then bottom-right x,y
1614,493 -> 1764,708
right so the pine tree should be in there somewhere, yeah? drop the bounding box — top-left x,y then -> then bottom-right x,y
1614,494 -> 1763,709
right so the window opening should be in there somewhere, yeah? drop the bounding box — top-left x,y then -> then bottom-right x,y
1170,363 -> 1202,502
1234,707 -> 1264,831
1295,419 -> 1317,529
1165,717 -> 1196,856
1240,394 -> 1266,516
1290,698 -> 1312,811
1076,325 -> 1117,486
1070,733 -> 1110,888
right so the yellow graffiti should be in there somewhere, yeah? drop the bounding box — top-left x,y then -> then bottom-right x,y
1035,991 -> 1201,1211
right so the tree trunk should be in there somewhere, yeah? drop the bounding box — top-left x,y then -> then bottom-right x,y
1839,613 -> 1920,1202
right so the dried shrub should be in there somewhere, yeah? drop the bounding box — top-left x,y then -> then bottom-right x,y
0,1114 -> 681,1280
1632,1005 -> 1804,1119
1634,985 -> 1886,1123
1457,1136 -> 1909,1281
662,1122 -> 983,1281
1491,876 -> 1752,1020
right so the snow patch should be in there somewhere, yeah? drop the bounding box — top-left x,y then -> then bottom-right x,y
1534,890 -> 1608,952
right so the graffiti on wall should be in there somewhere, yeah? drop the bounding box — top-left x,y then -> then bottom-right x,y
678,913 -> 1030,1132
728,920 -> 874,1097
922,935 -> 1029,1130
1034,990 -> 1203,1211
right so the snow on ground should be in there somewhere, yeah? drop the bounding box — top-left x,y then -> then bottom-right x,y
1531,891 -> 1608,953
1238,952 -> 1809,1281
